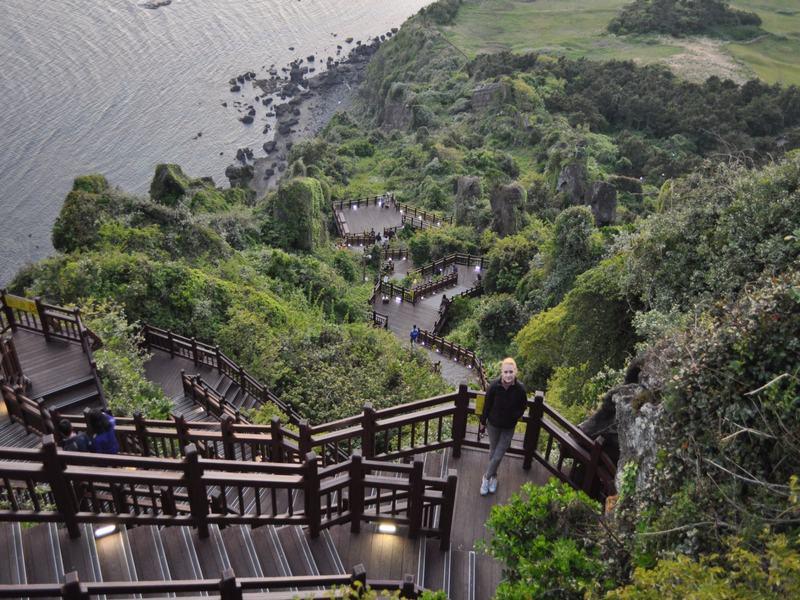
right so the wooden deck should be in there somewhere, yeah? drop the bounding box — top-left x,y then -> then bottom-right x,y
12,329 -> 93,400
337,203 -> 403,237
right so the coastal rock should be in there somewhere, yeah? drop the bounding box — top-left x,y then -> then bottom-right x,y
150,164 -> 190,206
240,115 -> 254,124
589,181 -> 617,226
225,163 -> 254,188
490,182 -> 526,237
263,141 -> 276,153
141,0 -> 171,9
454,176 -> 482,226
230,85 -> 241,93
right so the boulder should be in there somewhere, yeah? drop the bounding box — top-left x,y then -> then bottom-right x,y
490,182 -> 525,237
263,141 -> 277,153
225,163 -> 254,188
230,85 -> 241,93
556,162 -> 588,205
589,181 -> 617,226
454,176 -> 481,226
239,115 -> 254,124
149,164 -> 191,206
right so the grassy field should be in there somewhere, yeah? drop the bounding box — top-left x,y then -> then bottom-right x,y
440,0 -> 800,85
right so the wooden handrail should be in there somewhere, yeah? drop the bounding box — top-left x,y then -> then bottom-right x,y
142,324 -> 302,424
0,565 -> 426,599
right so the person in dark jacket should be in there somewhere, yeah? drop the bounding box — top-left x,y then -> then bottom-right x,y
58,418 -> 90,452
87,408 -> 120,454
479,357 -> 527,495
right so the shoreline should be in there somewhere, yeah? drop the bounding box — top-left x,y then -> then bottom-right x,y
235,39 -> 385,195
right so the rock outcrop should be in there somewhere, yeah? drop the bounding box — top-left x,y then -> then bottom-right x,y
556,162 -> 589,206
490,182 -> 526,237
589,181 -> 617,226
454,176 -> 481,225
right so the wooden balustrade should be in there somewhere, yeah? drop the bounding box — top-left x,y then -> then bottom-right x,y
370,310 -> 389,329
379,280 -> 415,304
0,435 -> 457,549
142,324 -> 301,423
396,202 -> 452,227
381,247 -> 409,261
332,193 -> 395,211
410,253 -> 484,280
182,372 -> 243,423
0,565 -> 425,599
412,271 -> 457,299
0,290 -> 88,345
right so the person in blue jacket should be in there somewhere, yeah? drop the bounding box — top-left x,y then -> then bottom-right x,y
478,357 -> 527,495
87,407 -> 120,454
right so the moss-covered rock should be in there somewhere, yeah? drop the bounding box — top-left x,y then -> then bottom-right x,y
149,164 -> 194,206
272,177 -> 327,251
72,173 -> 109,194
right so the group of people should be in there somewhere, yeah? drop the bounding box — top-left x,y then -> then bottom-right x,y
58,408 -> 119,454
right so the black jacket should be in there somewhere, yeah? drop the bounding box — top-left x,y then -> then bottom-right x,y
481,378 -> 528,429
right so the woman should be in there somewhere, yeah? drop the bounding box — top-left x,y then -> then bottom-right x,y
478,357 -> 527,495
87,408 -> 120,454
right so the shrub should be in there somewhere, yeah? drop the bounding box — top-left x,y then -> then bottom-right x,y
481,480 -> 607,599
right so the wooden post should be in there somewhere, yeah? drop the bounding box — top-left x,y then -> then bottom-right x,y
161,487 -> 177,516
219,568 -> 243,600
221,415 -> 236,461
173,414 -> 190,453
191,337 -> 198,366
62,571 -> 89,600
401,574 -> 416,599
584,437 -> 604,495
298,419 -> 312,457
167,330 -> 175,358
349,453 -> 364,533
42,435 -> 81,538
362,404 -> 376,459
34,297 -> 50,341
180,370 -> 190,398
351,564 -> 367,594
523,392 -> 545,471
215,345 -> 223,374
407,459 -> 424,539
303,452 -> 321,538
452,385 -> 469,459
270,417 -> 284,462
1,290 -> 16,331
184,443 -> 210,538
438,469 -> 458,552
133,412 -> 150,457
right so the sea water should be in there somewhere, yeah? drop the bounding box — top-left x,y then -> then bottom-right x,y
0,0 -> 433,285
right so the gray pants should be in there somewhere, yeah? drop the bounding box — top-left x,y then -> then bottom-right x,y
485,423 -> 515,479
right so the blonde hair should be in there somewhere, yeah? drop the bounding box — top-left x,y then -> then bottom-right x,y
501,357 -> 517,370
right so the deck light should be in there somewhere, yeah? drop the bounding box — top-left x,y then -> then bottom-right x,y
395,297 -> 401,304
94,525 -> 117,539
474,265 -> 481,272
378,522 -> 397,534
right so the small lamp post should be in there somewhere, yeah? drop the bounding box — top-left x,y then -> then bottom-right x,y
363,252 -> 372,283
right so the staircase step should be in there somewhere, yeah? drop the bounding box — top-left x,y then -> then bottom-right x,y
34,375 -> 95,402
22,523 -> 64,591
189,525 -> 231,579
45,385 -> 100,414
249,526 -> 292,578
0,522 -> 26,585
58,523 -> 103,586
126,526 -> 173,596
305,528 -> 346,575
219,525 -> 263,578
275,525 -> 318,577
159,527 -> 204,592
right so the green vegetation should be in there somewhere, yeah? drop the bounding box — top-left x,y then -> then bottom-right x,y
608,0 -> 763,39
10,0 -> 800,596
441,0 -> 800,85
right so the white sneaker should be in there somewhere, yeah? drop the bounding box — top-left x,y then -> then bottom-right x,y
489,477 -> 498,494
480,477 -> 490,496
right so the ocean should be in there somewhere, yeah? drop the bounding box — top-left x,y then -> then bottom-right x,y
0,0 -> 433,286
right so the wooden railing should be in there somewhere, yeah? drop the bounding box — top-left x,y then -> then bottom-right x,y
381,247 -> 410,261
370,310 -> 389,329
1,382 -> 56,436
141,324 -> 302,424
332,193 -> 395,212
411,253 -> 484,280
396,202 -> 452,227
432,280 -> 483,335
379,280 -> 415,304
0,565 -> 426,599
412,271 -> 458,299
182,372 -> 244,423
0,435 -> 457,550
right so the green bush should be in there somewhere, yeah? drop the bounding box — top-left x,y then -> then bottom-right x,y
481,480 -> 607,599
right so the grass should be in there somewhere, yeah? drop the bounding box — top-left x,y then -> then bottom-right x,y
440,0 -> 800,85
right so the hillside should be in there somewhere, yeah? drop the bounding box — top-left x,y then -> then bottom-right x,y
5,0 -> 800,596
